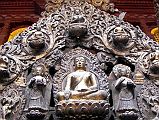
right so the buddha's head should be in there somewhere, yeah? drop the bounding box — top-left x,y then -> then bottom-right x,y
74,56 -> 86,70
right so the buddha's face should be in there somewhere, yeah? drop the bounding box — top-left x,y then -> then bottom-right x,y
75,57 -> 86,69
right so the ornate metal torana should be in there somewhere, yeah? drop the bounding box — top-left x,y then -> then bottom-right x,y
0,0 -> 159,120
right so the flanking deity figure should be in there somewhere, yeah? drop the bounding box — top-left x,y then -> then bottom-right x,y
110,64 -> 139,120
24,63 -> 49,119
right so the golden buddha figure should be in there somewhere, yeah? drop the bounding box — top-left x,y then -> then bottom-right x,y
56,56 -> 107,101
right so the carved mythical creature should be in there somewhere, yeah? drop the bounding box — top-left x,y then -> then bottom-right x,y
1,90 -> 20,120
103,22 -> 136,56
111,24 -> 133,52
27,28 -> 46,53
146,52 -> 159,119
143,95 -> 159,120
68,9 -> 87,39
0,56 -> 9,83
25,64 -> 48,119
66,9 -> 95,48
111,64 -> 139,120
147,51 -> 159,85
137,51 -> 159,120
56,56 -> 107,101
112,26 -> 129,47
138,51 -> 159,85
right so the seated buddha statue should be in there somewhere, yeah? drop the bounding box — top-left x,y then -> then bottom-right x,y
56,56 -> 107,101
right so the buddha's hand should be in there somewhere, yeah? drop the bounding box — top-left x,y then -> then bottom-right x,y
64,90 -> 71,100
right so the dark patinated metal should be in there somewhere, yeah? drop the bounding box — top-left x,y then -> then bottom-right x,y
0,0 -> 158,120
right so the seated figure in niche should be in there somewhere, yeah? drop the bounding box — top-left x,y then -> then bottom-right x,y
56,56 -> 107,101
25,64 -> 48,116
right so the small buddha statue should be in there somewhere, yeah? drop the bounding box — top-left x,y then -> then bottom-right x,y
56,56 -> 107,101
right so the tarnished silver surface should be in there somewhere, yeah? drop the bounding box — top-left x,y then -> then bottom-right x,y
0,0 -> 158,120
